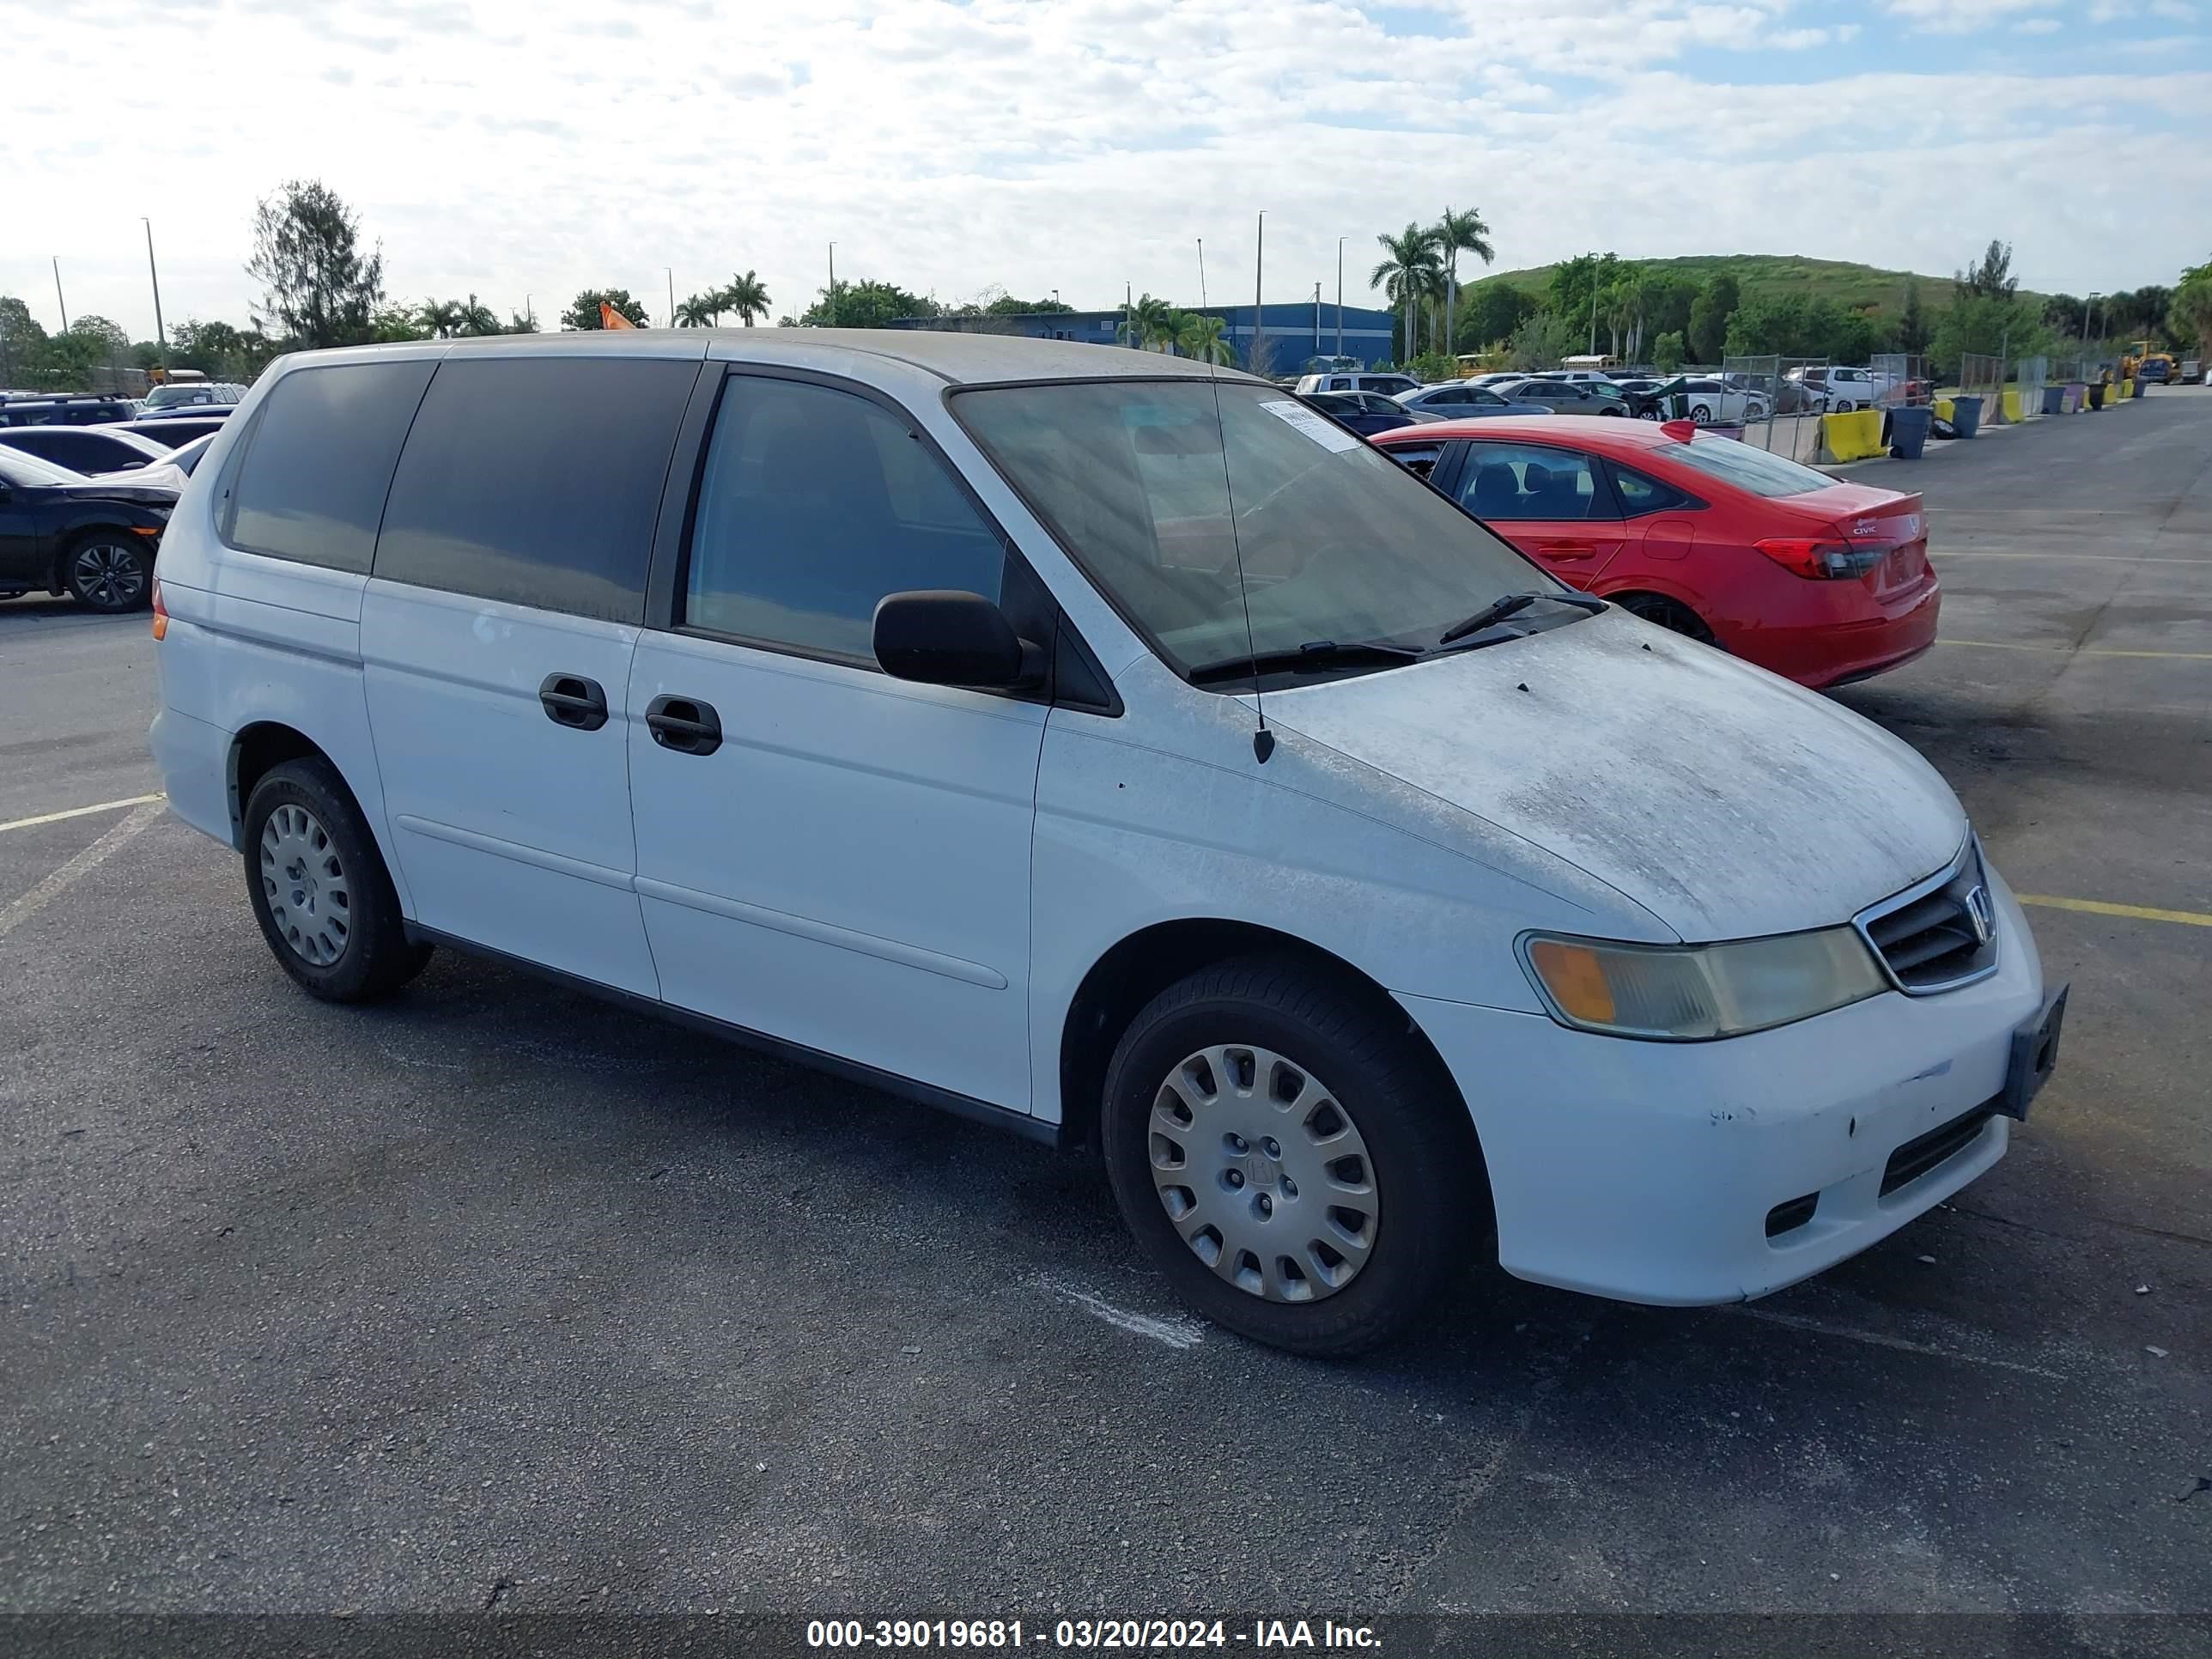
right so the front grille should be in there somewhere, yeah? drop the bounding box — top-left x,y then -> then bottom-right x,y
1881,1103 -> 1996,1196
1856,842 -> 2000,994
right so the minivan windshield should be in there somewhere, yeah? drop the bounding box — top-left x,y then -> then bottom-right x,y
955,379 -> 1549,681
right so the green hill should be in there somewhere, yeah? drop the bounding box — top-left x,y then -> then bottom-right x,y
1468,253 -> 2020,318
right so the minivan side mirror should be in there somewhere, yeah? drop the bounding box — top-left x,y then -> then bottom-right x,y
873,590 -> 1043,690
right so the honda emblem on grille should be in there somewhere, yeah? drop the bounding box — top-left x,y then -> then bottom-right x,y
1965,884 -> 1994,946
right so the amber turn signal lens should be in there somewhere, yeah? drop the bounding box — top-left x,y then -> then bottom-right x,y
151,576 -> 168,641
1528,939 -> 1615,1024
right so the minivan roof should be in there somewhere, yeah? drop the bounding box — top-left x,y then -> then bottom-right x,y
270,327 -> 1258,388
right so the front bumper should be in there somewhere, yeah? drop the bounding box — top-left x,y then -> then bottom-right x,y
1400,872 -> 2045,1305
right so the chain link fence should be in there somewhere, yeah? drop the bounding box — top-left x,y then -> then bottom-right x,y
2014,355 -> 2049,419
1870,354 -> 1928,409
1956,353 -> 2004,423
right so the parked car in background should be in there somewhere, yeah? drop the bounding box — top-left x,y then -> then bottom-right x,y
1785,366 -> 1888,412
1394,381 -> 1550,418
0,447 -> 176,610
91,433 -> 216,496
1537,369 -> 1618,386
146,331 -> 2056,1358
1487,378 -> 1630,416
2177,358 -> 2202,384
1298,390 -> 1438,435
1371,413 -> 1936,688
1293,369 -> 1422,398
0,394 -> 141,427
143,380 -> 246,410
108,413 -> 234,447
1668,378 -> 1771,423
0,423 -> 174,476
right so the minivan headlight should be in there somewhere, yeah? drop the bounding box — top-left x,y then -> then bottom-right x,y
1519,927 -> 1887,1041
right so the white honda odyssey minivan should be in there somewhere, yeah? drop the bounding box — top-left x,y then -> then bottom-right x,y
149,331 -> 2066,1354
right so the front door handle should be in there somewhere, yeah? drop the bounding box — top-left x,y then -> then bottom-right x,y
538,672 -> 608,731
646,694 -> 722,756
1540,540 -> 1598,559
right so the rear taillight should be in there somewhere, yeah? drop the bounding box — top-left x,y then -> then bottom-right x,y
151,576 -> 167,641
1753,538 -> 1883,580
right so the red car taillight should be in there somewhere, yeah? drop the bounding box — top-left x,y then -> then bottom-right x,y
151,575 -> 168,641
1753,538 -> 1884,580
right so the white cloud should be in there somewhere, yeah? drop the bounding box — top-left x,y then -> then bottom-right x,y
1885,0 -> 2062,31
2,0 -> 2204,340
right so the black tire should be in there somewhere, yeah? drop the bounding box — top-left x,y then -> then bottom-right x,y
242,757 -> 430,1002
1619,592 -> 1717,645
1100,953 -> 1484,1357
63,532 -> 153,613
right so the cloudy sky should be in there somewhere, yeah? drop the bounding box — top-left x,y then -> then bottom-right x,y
7,0 -> 2209,340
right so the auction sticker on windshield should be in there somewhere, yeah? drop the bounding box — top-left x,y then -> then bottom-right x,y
1259,399 -> 1361,453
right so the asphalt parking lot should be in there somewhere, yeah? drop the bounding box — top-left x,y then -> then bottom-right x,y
1,394 -> 2206,1634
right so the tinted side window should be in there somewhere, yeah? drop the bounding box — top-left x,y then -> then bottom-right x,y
1458,443 -> 1616,522
1606,462 -> 1692,516
683,374 -> 1006,661
228,362 -> 436,573
374,356 -> 696,623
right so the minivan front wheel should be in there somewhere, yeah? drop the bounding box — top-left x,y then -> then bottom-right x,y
242,759 -> 430,1002
1101,955 -> 1481,1357
64,534 -> 152,612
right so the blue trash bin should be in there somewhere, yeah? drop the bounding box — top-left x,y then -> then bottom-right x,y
1888,405 -> 1933,459
1952,395 -> 1984,437
2042,386 -> 2066,415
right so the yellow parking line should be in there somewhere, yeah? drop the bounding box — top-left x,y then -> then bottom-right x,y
0,793 -> 166,836
1940,639 -> 2212,661
2019,895 -> 2212,928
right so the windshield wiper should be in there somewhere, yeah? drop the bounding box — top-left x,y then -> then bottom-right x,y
1188,639 -> 1424,686
1437,590 -> 1606,647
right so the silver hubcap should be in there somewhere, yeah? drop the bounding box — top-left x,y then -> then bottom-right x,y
73,542 -> 144,607
259,804 -> 351,966
1149,1044 -> 1378,1304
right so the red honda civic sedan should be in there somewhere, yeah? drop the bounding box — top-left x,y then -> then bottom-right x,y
1370,415 -> 1938,689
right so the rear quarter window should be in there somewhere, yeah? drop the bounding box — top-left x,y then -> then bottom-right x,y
372,356 -> 697,623
227,362 -> 438,573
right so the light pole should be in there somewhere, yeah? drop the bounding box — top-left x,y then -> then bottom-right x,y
525,294 -> 534,329
142,219 -> 166,365
52,257 -> 68,335
1335,236 -> 1346,359
665,268 -> 676,329
1252,210 -> 1264,368
827,242 -> 836,325
1313,282 -> 1322,353
2081,291 -> 2100,374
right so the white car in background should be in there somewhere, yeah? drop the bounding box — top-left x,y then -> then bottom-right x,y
1786,366 -> 1890,412
1673,377 -> 1771,423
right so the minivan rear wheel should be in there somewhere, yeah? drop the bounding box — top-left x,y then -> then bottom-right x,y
1101,955 -> 1481,1357
242,759 -> 430,1002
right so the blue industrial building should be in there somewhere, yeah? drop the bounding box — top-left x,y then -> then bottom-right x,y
887,301 -> 1398,373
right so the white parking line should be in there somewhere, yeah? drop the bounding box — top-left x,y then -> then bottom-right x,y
0,793 -> 166,836
0,803 -> 165,940
1720,1304 -> 2065,1380
1036,1278 -> 1207,1349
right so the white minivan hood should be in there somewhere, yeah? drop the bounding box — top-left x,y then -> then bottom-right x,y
1265,608 -> 1966,942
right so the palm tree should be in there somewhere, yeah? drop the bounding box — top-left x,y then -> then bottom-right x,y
1120,293 -> 1175,351
674,293 -> 720,327
455,294 -> 500,337
1433,206 -> 1494,356
416,298 -> 465,338
1370,223 -> 1443,368
720,270 -> 770,326
1176,312 -> 1235,365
